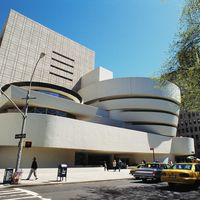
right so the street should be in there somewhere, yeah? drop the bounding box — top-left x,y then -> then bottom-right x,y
1,179 -> 200,200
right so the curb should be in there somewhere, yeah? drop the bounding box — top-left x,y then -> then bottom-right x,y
0,177 -> 133,188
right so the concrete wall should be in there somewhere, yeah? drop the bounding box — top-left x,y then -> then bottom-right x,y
0,147 -> 75,168
0,113 -> 194,166
0,10 -> 94,89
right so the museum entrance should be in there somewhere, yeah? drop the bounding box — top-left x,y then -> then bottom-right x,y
75,152 -> 112,167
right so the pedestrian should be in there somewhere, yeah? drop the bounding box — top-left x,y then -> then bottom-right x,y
26,157 -> 38,180
103,161 -> 107,171
168,160 -> 173,166
117,159 -> 122,172
113,159 -> 117,171
142,160 -> 146,164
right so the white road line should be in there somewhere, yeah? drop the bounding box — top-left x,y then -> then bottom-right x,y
15,188 -> 51,200
0,188 -> 51,200
0,190 -> 24,196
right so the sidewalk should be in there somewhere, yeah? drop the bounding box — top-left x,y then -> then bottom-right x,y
0,167 -> 132,187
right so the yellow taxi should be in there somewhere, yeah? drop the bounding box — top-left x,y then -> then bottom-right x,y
161,163 -> 200,187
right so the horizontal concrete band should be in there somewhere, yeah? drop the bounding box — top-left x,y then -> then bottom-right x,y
109,110 -> 178,126
0,113 -> 193,154
90,98 -> 180,115
79,77 -> 181,104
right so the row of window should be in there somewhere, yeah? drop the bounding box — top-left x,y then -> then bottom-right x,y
1,106 -> 76,119
180,112 -> 199,119
50,51 -> 74,82
183,134 -> 199,140
179,119 -> 200,126
178,126 -> 200,134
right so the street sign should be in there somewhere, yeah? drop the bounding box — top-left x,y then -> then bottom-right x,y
25,141 -> 32,148
15,134 -> 26,139
150,147 -> 154,150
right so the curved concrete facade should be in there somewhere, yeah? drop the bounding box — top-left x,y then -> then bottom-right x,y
0,71 -> 194,168
78,77 -> 181,137
0,113 -> 195,167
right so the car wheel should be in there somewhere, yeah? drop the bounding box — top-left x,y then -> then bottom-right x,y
142,178 -> 147,183
193,180 -> 200,188
168,183 -> 175,188
155,178 -> 161,182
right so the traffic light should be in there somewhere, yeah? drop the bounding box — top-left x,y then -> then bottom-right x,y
25,141 -> 32,148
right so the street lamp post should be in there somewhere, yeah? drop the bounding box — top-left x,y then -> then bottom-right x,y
0,52 -> 45,173
150,147 -> 155,162
15,52 -> 45,173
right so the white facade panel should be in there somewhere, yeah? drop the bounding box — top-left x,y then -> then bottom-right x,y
0,113 -> 173,153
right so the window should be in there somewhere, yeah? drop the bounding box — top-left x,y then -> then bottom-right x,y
185,121 -> 188,126
51,57 -> 74,68
52,51 -> 75,62
195,164 -> 200,172
49,72 -> 73,81
173,164 -> 192,170
50,65 -> 73,75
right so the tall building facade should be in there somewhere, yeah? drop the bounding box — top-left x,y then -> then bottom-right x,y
0,10 -> 94,89
177,111 -> 200,158
0,10 -> 195,168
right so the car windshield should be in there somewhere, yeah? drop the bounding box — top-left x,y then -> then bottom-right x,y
171,164 -> 192,170
144,163 -> 160,168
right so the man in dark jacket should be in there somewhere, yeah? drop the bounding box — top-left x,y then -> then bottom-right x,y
26,157 -> 38,180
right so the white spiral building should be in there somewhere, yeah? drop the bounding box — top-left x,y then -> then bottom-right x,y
0,10 -> 195,168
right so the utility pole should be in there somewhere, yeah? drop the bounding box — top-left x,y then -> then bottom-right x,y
0,52 -> 45,173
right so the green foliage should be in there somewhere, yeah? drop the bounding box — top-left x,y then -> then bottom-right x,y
161,0 -> 200,111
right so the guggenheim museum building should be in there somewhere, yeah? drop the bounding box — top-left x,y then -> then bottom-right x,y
0,10 -> 194,168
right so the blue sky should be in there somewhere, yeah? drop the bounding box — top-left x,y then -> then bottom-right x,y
0,0 -> 185,78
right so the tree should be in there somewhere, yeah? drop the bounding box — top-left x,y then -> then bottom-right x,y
161,0 -> 200,111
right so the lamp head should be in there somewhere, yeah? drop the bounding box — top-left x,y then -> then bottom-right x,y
40,52 -> 46,58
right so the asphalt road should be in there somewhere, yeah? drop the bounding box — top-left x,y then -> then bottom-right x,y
18,179 -> 200,200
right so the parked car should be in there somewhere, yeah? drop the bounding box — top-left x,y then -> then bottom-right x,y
129,164 -> 145,176
133,162 -> 170,182
161,163 -> 200,187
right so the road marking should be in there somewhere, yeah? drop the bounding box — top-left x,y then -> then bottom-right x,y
0,188 -> 51,200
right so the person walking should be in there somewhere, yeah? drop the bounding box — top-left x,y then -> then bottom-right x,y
26,157 -> 38,180
117,159 -> 122,172
103,161 -> 108,171
113,159 -> 117,171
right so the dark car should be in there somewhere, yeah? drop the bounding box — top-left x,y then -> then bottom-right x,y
133,162 -> 170,182
130,164 -> 145,176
